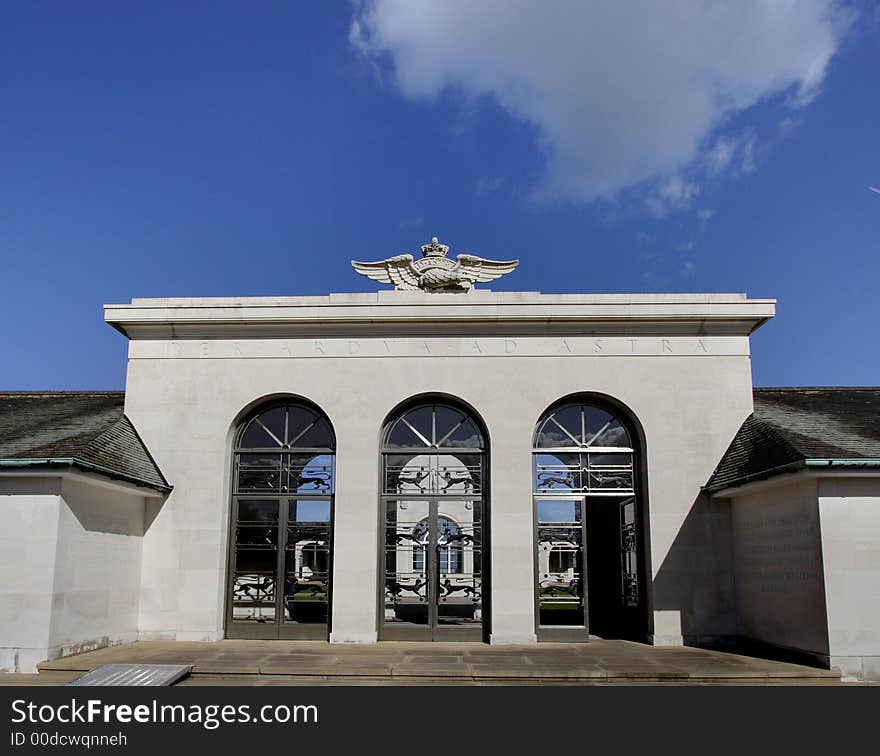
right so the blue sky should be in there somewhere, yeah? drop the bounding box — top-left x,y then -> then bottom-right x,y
1,2 -> 878,390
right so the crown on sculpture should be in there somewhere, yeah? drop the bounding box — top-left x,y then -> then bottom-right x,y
351,236 -> 519,293
421,237 -> 449,257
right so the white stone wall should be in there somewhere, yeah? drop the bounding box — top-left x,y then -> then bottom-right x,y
123,339 -> 755,645
0,475 -> 147,673
0,478 -> 61,672
49,478 -> 145,657
818,477 -> 880,681
729,478 -> 829,661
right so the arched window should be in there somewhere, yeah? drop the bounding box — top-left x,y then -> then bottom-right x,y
226,401 -> 335,640
533,403 -> 634,494
380,400 -> 486,641
532,399 -> 643,641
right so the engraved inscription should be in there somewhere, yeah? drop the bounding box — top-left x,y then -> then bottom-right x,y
143,336 -> 731,360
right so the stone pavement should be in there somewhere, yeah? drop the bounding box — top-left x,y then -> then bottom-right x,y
0,639 -> 846,685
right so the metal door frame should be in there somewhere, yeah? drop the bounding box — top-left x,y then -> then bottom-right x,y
379,495 -> 483,642
533,494 -> 590,642
225,495 -> 333,640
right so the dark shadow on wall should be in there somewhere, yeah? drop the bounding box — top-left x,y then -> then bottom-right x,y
652,492 -> 737,646
64,490 -> 168,537
143,497 -> 167,534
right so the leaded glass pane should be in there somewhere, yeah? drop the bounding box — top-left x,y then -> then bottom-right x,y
404,406 -> 434,443
257,407 -> 287,446
384,454 -> 431,494
239,419 -> 279,449
293,417 -> 334,449
437,454 -> 481,494
290,499 -> 331,523
550,404 -> 584,445
286,406 -> 319,444
534,452 -> 581,493
237,499 -> 279,523
534,402 -> 632,450
385,419 -> 425,449
589,418 -> 630,448
237,454 -> 283,492
587,451 -> 634,491
434,405 -> 465,444
440,418 -> 483,448
288,453 -> 334,494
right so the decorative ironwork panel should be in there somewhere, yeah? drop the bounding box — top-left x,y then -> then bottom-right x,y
384,453 -> 482,496
534,452 -> 633,495
287,454 -> 335,495
237,453 -> 284,492
533,452 -> 581,493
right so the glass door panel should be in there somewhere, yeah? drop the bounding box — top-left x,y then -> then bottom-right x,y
381,498 -> 483,640
283,499 -> 331,628
535,498 -> 586,630
435,501 -> 482,629
383,499 -> 431,629
228,497 -> 333,640
229,499 -> 281,634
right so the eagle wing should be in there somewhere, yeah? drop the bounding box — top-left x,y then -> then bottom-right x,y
455,254 -> 519,282
351,255 -> 420,290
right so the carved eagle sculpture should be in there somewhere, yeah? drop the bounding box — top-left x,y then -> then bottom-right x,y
352,237 -> 519,292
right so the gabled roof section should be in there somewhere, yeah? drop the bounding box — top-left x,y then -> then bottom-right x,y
705,387 -> 880,493
0,392 -> 170,493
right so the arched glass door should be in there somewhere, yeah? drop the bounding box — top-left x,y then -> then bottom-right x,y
380,401 -> 486,641
226,401 -> 335,640
533,400 -> 643,641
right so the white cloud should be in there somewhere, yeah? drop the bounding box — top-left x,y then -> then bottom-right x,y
697,208 -> 715,227
351,1 -> 852,205
740,134 -> 758,174
646,175 -> 700,218
706,138 -> 738,176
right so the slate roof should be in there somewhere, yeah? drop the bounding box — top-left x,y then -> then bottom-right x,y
0,392 -> 170,492
704,387 -> 880,493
